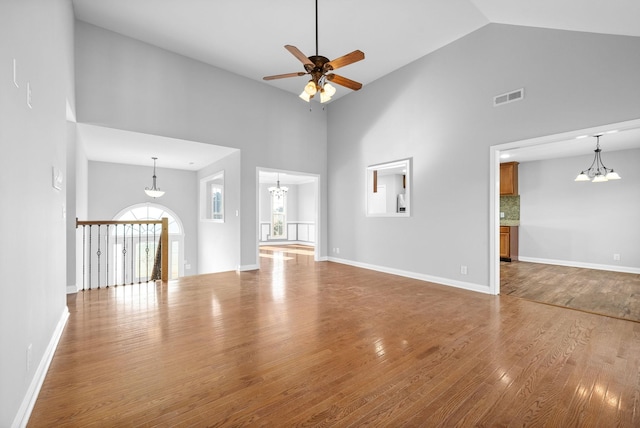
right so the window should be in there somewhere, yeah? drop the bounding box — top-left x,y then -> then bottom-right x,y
211,186 -> 223,220
271,191 -> 286,239
201,171 -> 224,222
113,204 -> 185,281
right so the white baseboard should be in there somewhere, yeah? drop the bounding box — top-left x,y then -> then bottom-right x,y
518,256 -> 640,274
13,306 -> 69,428
66,284 -> 78,294
327,257 -> 491,295
237,264 -> 259,272
259,241 -> 315,246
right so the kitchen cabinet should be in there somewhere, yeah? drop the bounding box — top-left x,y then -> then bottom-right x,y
500,226 -> 518,262
500,162 -> 519,195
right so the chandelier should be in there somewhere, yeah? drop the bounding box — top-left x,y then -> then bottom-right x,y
269,174 -> 288,199
144,157 -> 165,198
574,135 -> 621,183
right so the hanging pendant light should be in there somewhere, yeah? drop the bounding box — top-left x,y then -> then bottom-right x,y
574,135 -> 621,183
268,173 -> 288,199
145,157 -> 165,198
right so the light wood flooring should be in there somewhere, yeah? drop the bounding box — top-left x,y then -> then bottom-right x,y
501,261 -> 640,322
29,245 -> 640,426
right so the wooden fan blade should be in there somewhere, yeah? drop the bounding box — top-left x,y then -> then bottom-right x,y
263,72 -> 307,81
325,50 -> 365,71
285,45 -> 314,67
326,74 -> 363,91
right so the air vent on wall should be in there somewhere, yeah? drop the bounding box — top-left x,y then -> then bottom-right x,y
493,88 -> 524,107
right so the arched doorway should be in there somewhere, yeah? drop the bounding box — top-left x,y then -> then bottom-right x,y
114,203 -> 185,280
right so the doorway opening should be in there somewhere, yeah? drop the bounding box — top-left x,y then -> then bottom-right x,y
256,168 -> 321,263
489,118 -> 640,296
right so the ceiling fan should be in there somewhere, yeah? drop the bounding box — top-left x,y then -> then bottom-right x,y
263,0 -> 365,103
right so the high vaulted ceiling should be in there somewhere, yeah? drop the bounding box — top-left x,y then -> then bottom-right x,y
72,0 -> 640,167
72,0 -> 640,102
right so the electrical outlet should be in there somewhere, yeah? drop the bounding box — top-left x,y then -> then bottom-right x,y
336,248 -> 340,254
500,212 -> 505,218
613,254 -> 621,261
460,265 -> 468,275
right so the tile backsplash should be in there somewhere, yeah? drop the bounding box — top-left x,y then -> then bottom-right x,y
500,195 -> 520,221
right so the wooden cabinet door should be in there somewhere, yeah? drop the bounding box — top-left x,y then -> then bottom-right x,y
500,227 -> 510,259
500,162 -> 519,195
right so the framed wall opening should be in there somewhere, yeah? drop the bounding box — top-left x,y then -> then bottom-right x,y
489,118 -> 640,295
256,168 -> 321,263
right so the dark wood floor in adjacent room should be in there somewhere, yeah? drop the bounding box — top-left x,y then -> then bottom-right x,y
29,246 -> 640,426
501,260 -> 640,322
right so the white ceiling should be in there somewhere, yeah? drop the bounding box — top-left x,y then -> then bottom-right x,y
72,0 -> 640,167
500,127 -> 640,163
78,124 -> 238,171
72,0 -> 640,102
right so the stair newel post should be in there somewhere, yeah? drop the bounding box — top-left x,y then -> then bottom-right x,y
161,217 -> 169,282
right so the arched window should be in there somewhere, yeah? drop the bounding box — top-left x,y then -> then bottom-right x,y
113,204 -> 185,280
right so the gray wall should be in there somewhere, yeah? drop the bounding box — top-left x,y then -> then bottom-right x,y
518,148 -> 640,270
0,0 -> 75,426
327,24 -> 640,291
88,161 -> 199,275
75,21 -> 329,270
198,151 -> 241,273
298,182 -> 316,222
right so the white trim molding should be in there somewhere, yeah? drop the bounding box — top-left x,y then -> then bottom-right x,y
13,307 -> 69,428
237,264 -> 259,272
518,256 -> 640,275
328,257 -> 491,295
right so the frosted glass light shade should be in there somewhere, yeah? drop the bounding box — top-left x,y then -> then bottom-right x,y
304,81 -> 317,95
145,188 -> 165,198
324,83 -> 336,97
320,90 -> 332,103
574,173 -> 590,182
606,171 -> 621,180
592,174 -> 608,183
299,91 -> 311,102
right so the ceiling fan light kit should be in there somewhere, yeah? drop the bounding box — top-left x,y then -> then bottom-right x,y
264,0 -> 365,103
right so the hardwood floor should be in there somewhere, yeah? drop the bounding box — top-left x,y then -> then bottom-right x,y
29,246 -> 640,426
501,261 -> 640,322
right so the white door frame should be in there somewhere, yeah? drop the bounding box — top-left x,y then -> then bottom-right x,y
489,118 -> 640,295
256,167 -> 322,263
